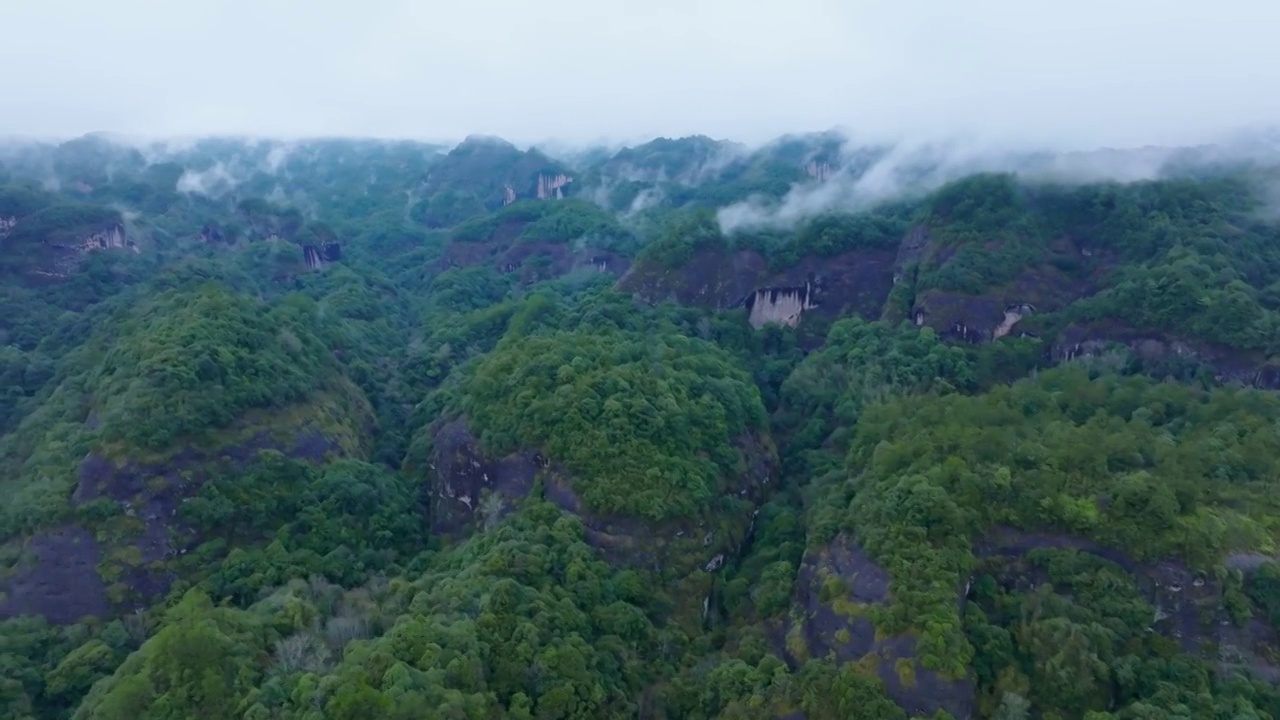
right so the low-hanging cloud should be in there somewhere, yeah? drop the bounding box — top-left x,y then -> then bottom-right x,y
716,137 -> 1005,232
715,129 -> 1280,233
175,161 -> 239,196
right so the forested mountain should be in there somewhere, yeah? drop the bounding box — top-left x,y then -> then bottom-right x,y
3,129 -> 1280,720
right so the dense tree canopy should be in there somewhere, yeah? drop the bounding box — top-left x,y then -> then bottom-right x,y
4,133 -> 1280,720
461,329 -> 767,520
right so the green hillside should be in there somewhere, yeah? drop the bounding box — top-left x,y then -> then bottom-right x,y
3,132 -> 1280,720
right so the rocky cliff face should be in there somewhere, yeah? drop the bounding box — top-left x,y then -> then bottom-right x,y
302,242 -> 342,270
991,303 -> 1034,339
536,173 -> 573,200
426,418 -> 543,537
424,417 -> 776,586
781,535 -> 975,719
617,246 -> 897,336
910,292 -> 1042,344
976,526 -> 1280,682
24,224 -> 138,279
617,222 -> 1280,397
746,284 -> 817,329
900,237 -> 1074,343
784,526 -> 1280,720
0,431 -> 341,624
435,221 -> 630,285
72,225 -> 131,252
803,160 -> 835,182
1055,319 -> 1280,389
617,249 -> 767,311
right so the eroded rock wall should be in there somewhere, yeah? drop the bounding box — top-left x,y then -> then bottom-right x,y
781,534 -> 975,719
746,284 -> 817,328
536,173 -> 573,200
804,160 -> 835,182
618,246 -> 896,335
976,526 -> 1280,682
0,431 -> 341,624
424,417 -> 775,582
302,243 -> 341,270
1056,320 -> 1279,389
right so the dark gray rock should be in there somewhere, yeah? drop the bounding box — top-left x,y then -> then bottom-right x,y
428,417 -> 542,536
425,417 -> 776,580
0,525 -> 109,623
783,534 -> 975,720
2,430 -> 342,624
976,526 -> 1280,683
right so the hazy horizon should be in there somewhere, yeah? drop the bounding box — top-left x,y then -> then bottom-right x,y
4,1 -> 1280,152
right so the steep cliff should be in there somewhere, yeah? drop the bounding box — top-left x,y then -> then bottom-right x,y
0,194 -> 138,279
302,242 -> 342,270
975,526 -> 1280,684
0,429 -> 350,623
0,384 -> 372,623
419,135 -> 577,218
782,525 -> 1280,720
1054,319 -> 1280,389
746,284 -> 817,328
781,534 -> 976,719
419,415 -> 775,629
406,328 -> 778,626
535,173 -> 573,199
803,160 -> 835,182
434,200 -> 635,284
618,245 -> 897,337
0,284 -> 376,623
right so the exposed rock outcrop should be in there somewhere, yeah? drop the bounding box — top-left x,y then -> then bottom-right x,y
804,160 -> 835,182
618,247 -> 897,338
25,224 -> 139,279
302,242 -> 341,270
746,283 -> 817,329
913,289 -> 1049,344
783,526 -> 1280,719
435,221 -> 630,285
427,418 -> 543,536
536,173 -> 573,200
617,249 -> 768,312
781,534 -> 975,719
976,526 -> 1280,682
991,303 -> 1034,339
424,418 -> 774,580
502,184 -> 517,206
893,224 -> 934,272
1055,320 -> 1280,389
0,526 -> 111,624
899,224 -> 1102,344
64,224 -> 132,252
0,215 -> 17,238
0,431 -> 342,624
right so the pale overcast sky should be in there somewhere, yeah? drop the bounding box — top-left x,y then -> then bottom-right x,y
2,0 -> 1278,150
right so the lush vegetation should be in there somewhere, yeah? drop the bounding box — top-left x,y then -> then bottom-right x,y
4,131 -> 1280,720
966,548 -> 1280,719
460,328 -> 767,521
810,368 -> 1280,678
